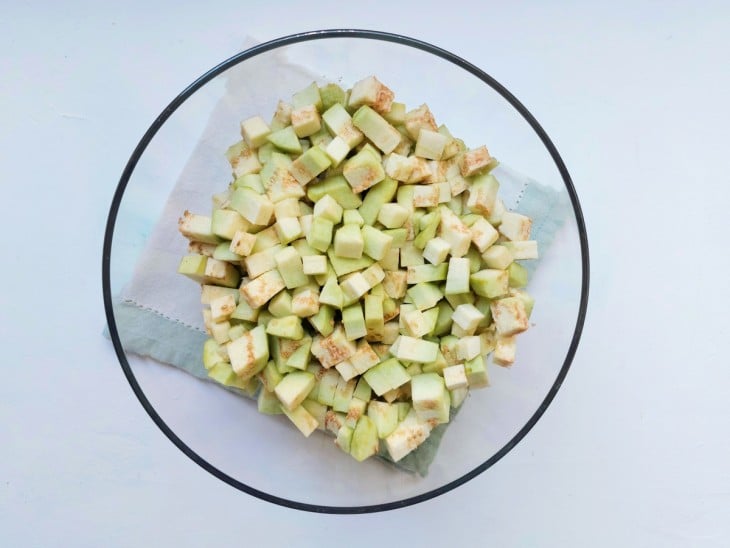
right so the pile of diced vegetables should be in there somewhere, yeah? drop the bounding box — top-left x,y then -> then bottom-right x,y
177,76 -> 538,463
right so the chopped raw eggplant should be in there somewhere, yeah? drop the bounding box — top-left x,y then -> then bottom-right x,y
178,76 -> 539,464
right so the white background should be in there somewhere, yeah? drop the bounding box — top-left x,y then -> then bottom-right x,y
2,1 -> 729,546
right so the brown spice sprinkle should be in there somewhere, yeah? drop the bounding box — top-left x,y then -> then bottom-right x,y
241,273 -> 284,309
409,157 -> 431,182
492,298 -> 529,336
296,292 -> 318,311
188,241 -> 215,257
404,104 -> 438,140
517,218 -> 533,241
319,337 -> 352,367
230,145 -> 256,171
244,335 -> 255,371
460,145 -> 492,177
288,163 -> 311,186
290,106 -> 311,126
405,428 -> 428,448
273,100 -> 292,126
324,409 -> 343,432
350,167 -> 381,194
372,84 -> 395,114
346,406 -> 363,424
358,343 -> 379,362
339,123 -> 362,144
275,167 -> 300,189
419,399 -> 439,410
383,307 -> 400,323
279,339 -> 304,360
178,210 -> 191,228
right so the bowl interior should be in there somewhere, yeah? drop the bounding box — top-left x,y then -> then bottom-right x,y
106,32 -> 587,512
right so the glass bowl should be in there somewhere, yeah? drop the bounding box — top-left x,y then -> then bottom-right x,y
103,29 -> 589,513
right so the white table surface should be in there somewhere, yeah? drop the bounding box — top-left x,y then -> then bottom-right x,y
2,1 -> 729,546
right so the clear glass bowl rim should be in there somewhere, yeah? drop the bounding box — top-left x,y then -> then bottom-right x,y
102,28 -> 590,514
